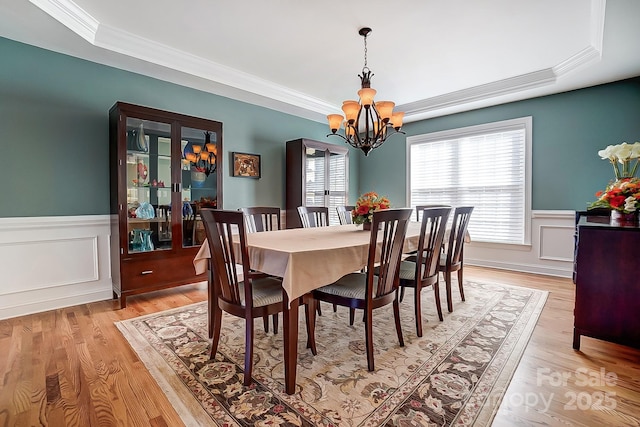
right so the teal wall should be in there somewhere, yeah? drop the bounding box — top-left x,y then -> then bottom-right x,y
0,37 -> 360,217
358,77 -> 640,210
2,36 -> 639,216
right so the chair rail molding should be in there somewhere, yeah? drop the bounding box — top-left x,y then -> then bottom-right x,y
0,214 -> 113,320
0,209 -> 577,320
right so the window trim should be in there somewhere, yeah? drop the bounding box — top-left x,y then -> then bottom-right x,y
405,116 -> 533,246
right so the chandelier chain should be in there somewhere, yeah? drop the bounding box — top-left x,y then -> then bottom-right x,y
363,32 -> 368,70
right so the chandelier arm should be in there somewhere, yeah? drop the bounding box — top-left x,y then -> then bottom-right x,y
370,103 -> 384,142
326,132 -> 350,144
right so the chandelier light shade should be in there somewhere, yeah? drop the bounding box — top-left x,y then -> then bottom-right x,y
183,131 -> 218,176
327,27 -> 405,156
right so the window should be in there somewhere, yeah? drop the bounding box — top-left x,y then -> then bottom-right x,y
407,117 -> 532,245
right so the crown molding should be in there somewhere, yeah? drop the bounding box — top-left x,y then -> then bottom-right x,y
552,45 -> 602,77
94,24 -> 337,116
399,0 -> 605,120
398,69 -> 557,117
29,0 -> 97,43
29,0 -> 607,123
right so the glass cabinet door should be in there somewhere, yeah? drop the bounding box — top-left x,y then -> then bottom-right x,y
180,126 -> 219,248
304,146 -> 327,208
327,150 -> 348,225
126,117 -> 173,253
304,146 -> 347,225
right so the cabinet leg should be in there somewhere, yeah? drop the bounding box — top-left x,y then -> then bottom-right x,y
572,328 -> 580,350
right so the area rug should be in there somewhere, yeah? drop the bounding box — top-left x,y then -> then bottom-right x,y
116,280 -> 547,426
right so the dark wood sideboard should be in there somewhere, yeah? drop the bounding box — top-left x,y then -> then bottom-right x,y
573,215 -> 640,350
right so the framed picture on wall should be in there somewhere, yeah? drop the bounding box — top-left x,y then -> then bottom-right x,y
232,152 -> 261,178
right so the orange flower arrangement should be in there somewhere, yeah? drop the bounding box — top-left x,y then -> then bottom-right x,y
589,177 -> 640,213
352,192 -> 390,225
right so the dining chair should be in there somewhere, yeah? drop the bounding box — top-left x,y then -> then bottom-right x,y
439,206 -> 474,313
240,206 -> 282,334
312,208 -> 412,371
397,207 -> 451,336
336,205 -> 356,225
415,204 -> 451,222
297,206 -> 329,228
200,209 -> 317,386
240,206 -> 281,233
297,205 -> 335,314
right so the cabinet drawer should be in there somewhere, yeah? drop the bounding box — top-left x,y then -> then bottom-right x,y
121,255 -> 202,290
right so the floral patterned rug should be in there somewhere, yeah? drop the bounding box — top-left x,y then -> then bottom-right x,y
116,280 -> 547,426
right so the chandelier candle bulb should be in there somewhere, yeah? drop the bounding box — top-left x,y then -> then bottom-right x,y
327,114 -> 343,133
342,101 -> 360,122
358,88 -> 376,106
391,112 -> 405,130
375,101 -> 395,121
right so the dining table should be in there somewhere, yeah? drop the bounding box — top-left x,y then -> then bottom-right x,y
192,221 -> 468,394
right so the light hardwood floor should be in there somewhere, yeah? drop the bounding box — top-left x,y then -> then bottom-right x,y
0,266 -> 638,426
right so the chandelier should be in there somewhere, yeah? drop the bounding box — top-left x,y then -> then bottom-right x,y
183,131 -> 217,176
327,27 -> 405,156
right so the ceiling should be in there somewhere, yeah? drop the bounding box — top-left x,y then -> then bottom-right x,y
2,0 -> 640,124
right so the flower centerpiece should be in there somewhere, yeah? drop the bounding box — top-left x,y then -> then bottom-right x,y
352,191 -> 390,229
589,177 -> 640,214
589,142 -> 640,223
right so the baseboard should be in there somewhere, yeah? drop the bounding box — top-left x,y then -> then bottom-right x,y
466,259 -> 573,279
0,288 -> 114,320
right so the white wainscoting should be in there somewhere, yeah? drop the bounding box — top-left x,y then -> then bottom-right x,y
0,215 -> 113,320
0,210 -> 576,320
465,210 -> 576,278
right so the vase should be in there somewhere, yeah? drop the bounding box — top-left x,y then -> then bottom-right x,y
131,229 -> 154,252
131,229 -> 143,252
140,230 -> 154,251
191,170 -> 206,188
136,123 -> 148,152
610,210 -> 639,226
182,201 -> 194,218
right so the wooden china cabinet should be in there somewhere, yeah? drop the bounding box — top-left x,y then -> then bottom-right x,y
109,102 -> 223,308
